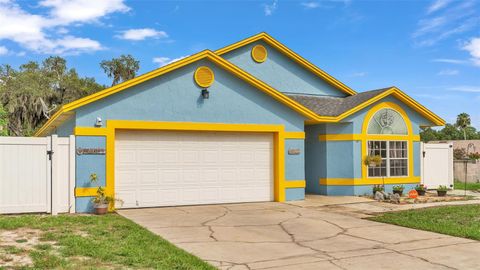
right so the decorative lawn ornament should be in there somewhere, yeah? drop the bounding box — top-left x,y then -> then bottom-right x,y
408,189 -> 418,199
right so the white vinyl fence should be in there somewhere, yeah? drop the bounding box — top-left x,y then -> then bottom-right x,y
0,135 -> 75,215
421,142 -> 454,189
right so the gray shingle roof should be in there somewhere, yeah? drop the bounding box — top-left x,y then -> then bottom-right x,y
286,88 -> 391,117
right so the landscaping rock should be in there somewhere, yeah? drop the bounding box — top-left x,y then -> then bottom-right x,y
390,193 -> 401,204
374,191 -> 385,201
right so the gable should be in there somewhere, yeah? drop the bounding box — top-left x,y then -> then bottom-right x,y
216,33 -> 356,97
74,58 -> 307,132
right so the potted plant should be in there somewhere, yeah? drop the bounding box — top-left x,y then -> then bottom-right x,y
468,152 -> 480,162
415,184 -> 427,196
364,155 -> 382,167
437,185 -> 448,197
392,185 -> 404,196
89,173 -> 122,215
372,184 -> 384,195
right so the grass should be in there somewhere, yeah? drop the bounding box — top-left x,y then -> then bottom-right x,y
369,204 -> 480,240
0,214 -> 215,270
454,180 -> 480,191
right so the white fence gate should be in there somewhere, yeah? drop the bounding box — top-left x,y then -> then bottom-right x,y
421,142 -> 454,189
0,135 -> 75,215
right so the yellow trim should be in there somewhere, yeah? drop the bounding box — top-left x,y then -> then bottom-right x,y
75,187 -> 98,197
284,131 -> 305,139
34,50 -> 322,137
285,180 -> 306,188
76,120 -> 292,205
194,66 -> 215,88
319,134 -> 420,141
251,44 -> 268,63
216,32 -> 357,96
320,177 -> 420,186
74,127 -> 109,136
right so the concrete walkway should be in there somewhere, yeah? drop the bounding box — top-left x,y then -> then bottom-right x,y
119,197 -> 480,270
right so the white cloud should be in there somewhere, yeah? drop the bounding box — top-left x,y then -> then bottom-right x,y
432,58 -> 468,64
301,2 -> 320,9
0,45 -> 8,55
153,55 -> 188,67
264,0 -> 278,16
462,37 -> 480,66
448,86 -> 480,93
0,0 -> 128,54
437,69 -> 459,75
427,0 -> 451,14
39,0 -> 130,25
118,28 -> 168,41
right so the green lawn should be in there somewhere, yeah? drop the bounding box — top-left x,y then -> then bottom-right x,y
369,205 -> 480,240
0,214 -> 214,270
454,180 -> 480,191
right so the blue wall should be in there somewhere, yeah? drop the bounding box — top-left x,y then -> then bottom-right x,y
322,184 -> 418,196
222,41 -> 347,97
55,116 -> 75,137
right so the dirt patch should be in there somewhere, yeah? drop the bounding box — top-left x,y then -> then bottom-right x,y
0,228 -> 56,268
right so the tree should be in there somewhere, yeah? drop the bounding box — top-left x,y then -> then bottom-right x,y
0,57 -> 104,136
0,104 -> 8,136
100,55 -> 140,86
456,113 -> 471,140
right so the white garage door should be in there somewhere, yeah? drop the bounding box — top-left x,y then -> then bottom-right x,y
115,130 -> 273,208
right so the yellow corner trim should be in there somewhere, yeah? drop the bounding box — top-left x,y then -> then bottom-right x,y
285,180 -> 306,188
284,131 -> 305,139
320,177 -> 420,186
75,187 -> 98,197
215,32 -> 356,96
74,127 -> 109,136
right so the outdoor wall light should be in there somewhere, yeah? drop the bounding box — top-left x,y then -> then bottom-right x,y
95,117 -> 103,127
201,88 -> 210,99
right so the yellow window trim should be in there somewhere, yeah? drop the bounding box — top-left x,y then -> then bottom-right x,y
319,134 -> 420,141
73,120 -> 297,204
285,180 -> 306,188
284,131 -> 305,139
215,32 -> 357,96
75,187 -> 98,197
319,177 -> 420,186
34,50 -> 322,137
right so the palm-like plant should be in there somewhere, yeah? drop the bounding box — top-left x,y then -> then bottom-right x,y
456,113 -> 471,140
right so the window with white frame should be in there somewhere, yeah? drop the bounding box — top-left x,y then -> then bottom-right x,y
366,108 -> 409,178
367,141 -> 408,177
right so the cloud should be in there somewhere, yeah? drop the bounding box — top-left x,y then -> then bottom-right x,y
0,46 -> 8,55
153,55 -> 188,67
39,0 -> 130,25
448,86 -> 480,93
264,0 -> 278,16
0,0 -> 129,54
350,72 -> 367,77
432,58 -> 468,64
437,69 -> 459,75
117,28 -> 168,41
462,37 -> 480,66
412,1 -> 477,47
301,2 -> 320,9
427,0 -> 451,14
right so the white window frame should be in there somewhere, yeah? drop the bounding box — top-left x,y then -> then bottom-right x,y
367,140 -> 408,178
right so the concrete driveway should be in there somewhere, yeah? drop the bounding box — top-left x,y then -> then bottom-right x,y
119,196 -> 480,270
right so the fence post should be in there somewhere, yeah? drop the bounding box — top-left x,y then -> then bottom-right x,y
46,136 -> 52,214
51,135 -> 58,215
69,135 -> 76,213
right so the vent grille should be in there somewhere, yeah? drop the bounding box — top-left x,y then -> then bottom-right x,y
251,45 -> 267,63
194,66 -> 215,88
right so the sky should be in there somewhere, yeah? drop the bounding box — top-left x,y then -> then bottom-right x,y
0,0 -> 479,128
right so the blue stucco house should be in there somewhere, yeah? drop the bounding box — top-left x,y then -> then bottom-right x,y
35,33 -> 445,212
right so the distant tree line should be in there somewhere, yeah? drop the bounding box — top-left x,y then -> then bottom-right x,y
0,55 -> 139,136
420,113 -> 480,142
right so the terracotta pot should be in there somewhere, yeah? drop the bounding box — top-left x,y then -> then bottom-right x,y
94,204 -> 108,215
437,190 -> 447,197
416,190 -> 426,196
393,190 -> 403,196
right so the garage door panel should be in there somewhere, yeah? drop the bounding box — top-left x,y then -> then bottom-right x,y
115,130 -> 273,208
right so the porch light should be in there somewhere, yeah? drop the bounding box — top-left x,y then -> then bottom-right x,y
201,89 -> 210,99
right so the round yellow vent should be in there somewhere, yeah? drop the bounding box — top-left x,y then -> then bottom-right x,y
194,66 -> 215,88
251,45 -> 267,63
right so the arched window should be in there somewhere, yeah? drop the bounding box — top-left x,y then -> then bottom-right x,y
367,108 -> 408,135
